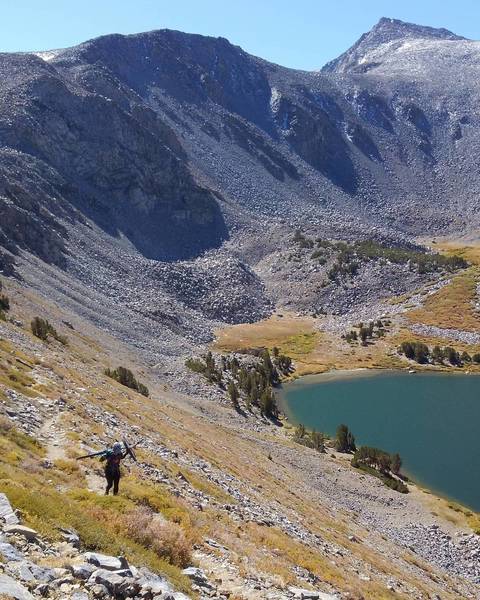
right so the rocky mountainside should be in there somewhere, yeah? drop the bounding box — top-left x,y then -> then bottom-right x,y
1,282 -> 480,600
0,18 -> 479,361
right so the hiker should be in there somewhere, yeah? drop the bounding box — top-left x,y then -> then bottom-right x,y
101,442 -> 128,496
76,439 -> 137,495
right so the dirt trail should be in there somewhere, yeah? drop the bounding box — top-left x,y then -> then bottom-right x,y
38,414 -> 68,462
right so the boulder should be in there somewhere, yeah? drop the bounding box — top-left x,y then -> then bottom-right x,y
59,527 -> 81,548
90,583 -> 110,598
137,572 -> 173,597
88,568 -> 140,597
0,539 -> 24,561
6,560 -> 36,582
0,493 -> 19,525
288,588 -> 338,600
139,577 -> 172,596
33,583 -> 51,597
181,566 -> 208,584
84,551 -> 128,571
3,524 -> 40,542
71,592 -> 90,600
70,563 -> 96,580
0,573 -> 34,600
88,568 -> 124,589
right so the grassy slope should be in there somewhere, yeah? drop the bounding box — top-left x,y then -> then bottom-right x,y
0,279 -> 478,598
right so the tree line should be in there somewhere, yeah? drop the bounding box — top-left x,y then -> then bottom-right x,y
399,340 -> 480,366
292,232 -> 468,283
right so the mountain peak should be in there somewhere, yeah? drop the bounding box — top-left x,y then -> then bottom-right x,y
323,17 -> 466,73
371,17 -> 464,43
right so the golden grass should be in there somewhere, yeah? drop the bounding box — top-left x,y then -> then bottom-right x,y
433,241 -> 480,266
214,314 -> 316,351
407,268 -> 480,332
0,420 -> 194,594
214,314 -> 398,375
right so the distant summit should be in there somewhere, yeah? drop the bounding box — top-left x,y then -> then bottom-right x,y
323,17 -> 466,73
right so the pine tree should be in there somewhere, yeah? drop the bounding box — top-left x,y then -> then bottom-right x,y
294,424 -> 306,441
335,424 -> 356,453
432,345 -> 444,364
311,430 -> 325,453
228,380 -> 239,409
359,328 -> 368,346
391,453 -> 402,475
260,349 -> 274,383
0,280 -> 9,313
260,387 -> 276,418
238,367 -> 249,392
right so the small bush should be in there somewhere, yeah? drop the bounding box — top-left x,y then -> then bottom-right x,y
31,317 -> 68,345
124,506 -> 191,567
352,446 -> 408,493
0,294 -> 9,312
105,366 -> 149,397
0,280 -> 10,320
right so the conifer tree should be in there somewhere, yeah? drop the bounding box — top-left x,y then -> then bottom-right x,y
391,453 -> 402,475
228,380 -> 239,409
335,424 -> 356,453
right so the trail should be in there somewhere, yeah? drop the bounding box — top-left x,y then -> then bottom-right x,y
38,414 -> 67,462
39,413 -> 105,493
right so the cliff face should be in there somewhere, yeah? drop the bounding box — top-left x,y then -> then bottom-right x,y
0,52 -> 227,263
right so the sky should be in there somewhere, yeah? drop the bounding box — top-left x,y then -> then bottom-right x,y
1,0 -> 479,70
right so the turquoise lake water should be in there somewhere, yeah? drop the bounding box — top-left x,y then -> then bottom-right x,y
280,371 -> 480,511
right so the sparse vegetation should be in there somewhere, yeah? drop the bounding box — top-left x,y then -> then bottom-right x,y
292,233 -> 468,283
0,419 -> 194,592
0,279 -> 10,320
186,347 -> 292,418
31,317 -> 68,345
352,446 -> 408,493
105,366 -> 149,397
293,424 -> 326,452
185,351 -> 222,384
343,319 -> 390,346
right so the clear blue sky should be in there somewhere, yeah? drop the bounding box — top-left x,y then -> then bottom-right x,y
2,0 -> 479,70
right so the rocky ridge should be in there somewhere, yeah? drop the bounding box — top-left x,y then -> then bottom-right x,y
1,17 -> 480,368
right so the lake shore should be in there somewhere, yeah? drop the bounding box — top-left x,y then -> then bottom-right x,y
279,369 -> 480,513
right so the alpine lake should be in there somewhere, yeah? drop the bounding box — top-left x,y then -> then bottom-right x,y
280,370 -> 480,511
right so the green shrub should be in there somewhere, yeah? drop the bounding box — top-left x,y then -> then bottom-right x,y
105,366 -> 149,397
0,280 -> 10,319
400,341 -> 429,363
31,317 -> 67,345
